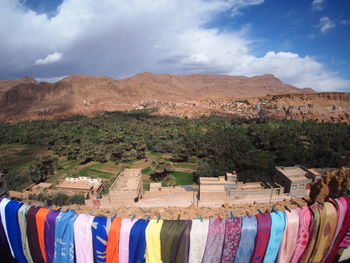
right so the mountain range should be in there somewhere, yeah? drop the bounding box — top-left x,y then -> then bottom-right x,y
0,72 -> 317,121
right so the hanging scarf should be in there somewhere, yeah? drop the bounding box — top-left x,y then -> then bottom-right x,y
129,219 -> 149,263
145,219 -> 164,263
277,209 -> 299,263
26,206 -> 45,263
299,203 -> 320,263
202,218 -> 226,263
119,218 -> 138,263
74,213 -> 95,263
36,207 -> 50,262
160,220 -> 192,263
91,216 -> 112,263
250,213 -> 271,263
106,217 -> 122,263
189,219 -> 209,263
44,209 -> 60,263
5,199 -> 27,263
18,204 -> 34,263
0,198 -> 13,256
54,210 -> 77,263
308,202 -> 338,263
262,211 -> 286,263
324,196 -> 350,263
290,206 -> 313,263
234,216 -> 257,263
323,198 -> 347,261
221,217 -> 241,263
0,211 -> 16,263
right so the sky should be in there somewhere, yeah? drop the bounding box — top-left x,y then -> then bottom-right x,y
1,0 -> 350,91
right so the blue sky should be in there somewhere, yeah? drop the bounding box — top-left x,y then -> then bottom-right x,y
206,0 -> 350,79
1,0 -> 349,91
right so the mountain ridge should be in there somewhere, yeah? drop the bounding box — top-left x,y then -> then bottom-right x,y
0,72 -> 321,122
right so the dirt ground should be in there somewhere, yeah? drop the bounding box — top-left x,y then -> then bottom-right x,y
56,198 -> 308,220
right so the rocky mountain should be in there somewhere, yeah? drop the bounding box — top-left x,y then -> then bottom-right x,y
0,73 -> 312,121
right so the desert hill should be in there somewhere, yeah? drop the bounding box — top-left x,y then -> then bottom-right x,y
0,72 -> 312,121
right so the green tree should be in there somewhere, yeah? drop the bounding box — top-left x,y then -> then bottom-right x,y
151,159 -> 173,181
29,156 -> 58,184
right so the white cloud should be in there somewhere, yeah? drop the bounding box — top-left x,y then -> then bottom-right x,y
340,20 -> 350,25
35,52 -> 63,65
0,0 -> 349,91
319,17 -> 336,33
311,0 -> 325,11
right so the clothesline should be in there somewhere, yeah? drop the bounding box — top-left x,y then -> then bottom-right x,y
0,196 -> 349,263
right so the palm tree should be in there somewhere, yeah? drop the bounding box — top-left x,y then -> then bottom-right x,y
150,158 -> 173,181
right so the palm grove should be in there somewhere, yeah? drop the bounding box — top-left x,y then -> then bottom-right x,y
0,110 -> 349,191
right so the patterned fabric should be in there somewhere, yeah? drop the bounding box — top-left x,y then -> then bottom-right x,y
44,209 -> 60,263
189,219 -> 209,263
36,207 -> 51,262
91,216 -> 112,263
221,217 -> 241,263
201,218 -> 226,263
277,209 -> 299,263
17,204 -> 34,263
129,219 -> 149,263
5,200 -> 27,263
323,198 -> 347,261
290,206 -> 312,263
234,216 -> 257,263
74,214 -> 95,263
250,213 -> 271,263
145,219 -> 164,263
308,202 -> 338,263
54,210 -> 77,263
119,218 -> 137,263
106,217 -> 122,263
324,196 -> 350,263
262,211 -> 286,263
299,203 -> 320,263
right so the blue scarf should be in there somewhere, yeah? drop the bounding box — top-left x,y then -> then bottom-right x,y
54,210 -> 77,263
5,200 -> 27,263
129,219 -> 149,263
234,216 -> 258,263
91,216 -> 112,263
262,211 -> 286,263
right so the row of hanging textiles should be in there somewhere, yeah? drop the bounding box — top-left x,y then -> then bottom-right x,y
0,195 -> 349,263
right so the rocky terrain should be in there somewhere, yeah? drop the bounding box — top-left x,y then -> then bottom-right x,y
0,72 -> 316,122
147,92 -> 350,123
309,167 -> 350,202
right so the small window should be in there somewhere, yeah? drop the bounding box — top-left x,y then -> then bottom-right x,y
300,184 -> 305,189
292,185 -> 297,190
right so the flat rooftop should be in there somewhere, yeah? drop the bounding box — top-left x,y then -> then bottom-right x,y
276,166 -> 306,177
109,168 -> 142,192
56,180 -> 94,190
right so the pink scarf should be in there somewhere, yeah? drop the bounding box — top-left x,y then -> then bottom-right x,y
290,207 -> 312,263
277,209 -> 299,263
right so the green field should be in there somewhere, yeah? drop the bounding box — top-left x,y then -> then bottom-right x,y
168,171 -> 194,185
1,143 -> 198,191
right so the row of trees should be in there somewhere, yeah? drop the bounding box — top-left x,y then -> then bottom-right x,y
1,111 -> 349,185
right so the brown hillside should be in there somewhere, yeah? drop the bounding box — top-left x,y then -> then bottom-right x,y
0,73 -> 310,121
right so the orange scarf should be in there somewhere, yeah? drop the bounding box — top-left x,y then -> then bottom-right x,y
106,217 -> 122,263
35,207 -> 50,262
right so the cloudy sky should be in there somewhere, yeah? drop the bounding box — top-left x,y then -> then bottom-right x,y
1,0 -> 350,91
